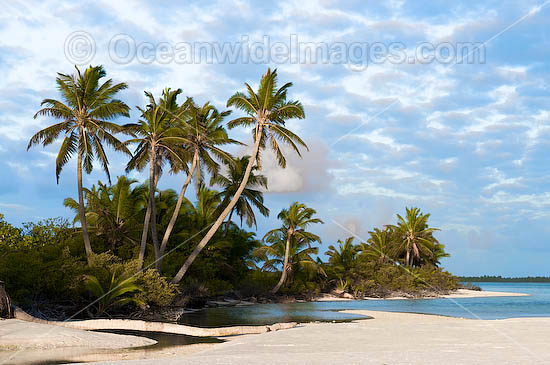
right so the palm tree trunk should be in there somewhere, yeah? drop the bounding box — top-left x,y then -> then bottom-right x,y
149,154 -> 162,270
0,281 -> 13,318
224,208 -> 234,236
171,124 -> 263,284
138,147 -> 157,271
77,150 -> 93,263
271,234 -> 292,294
138,199 -> 152,270
157,150 -> 199,272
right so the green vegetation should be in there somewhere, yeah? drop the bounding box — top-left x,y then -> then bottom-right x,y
0,66 -> 458,319
254,202 -> 324,294
85,273 -> 143,317
27,66 -> 132,262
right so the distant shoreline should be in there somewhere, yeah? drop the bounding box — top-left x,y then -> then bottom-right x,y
315,288 -> 529,301
460,277 -> 550,283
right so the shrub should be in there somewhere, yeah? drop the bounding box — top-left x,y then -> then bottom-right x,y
237,270 -> 278,297
134,269 -> 179,307
85,273 -> 144,316
87,256 -> 179,307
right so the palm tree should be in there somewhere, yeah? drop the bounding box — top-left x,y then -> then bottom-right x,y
188,185 -> 222,228
171,68 -> 307,284
389,207 -> 439,267
261,202 -> 323,294
325,237 -> 360,277
157,99 -> 237,271
28,65 -> 131,262
211,155 -> 269,233
361,227 -> 393,265
426,242 -> 449,267
64,176 -> 147,252
254,229 -> 323,292
125,88 -> 188,270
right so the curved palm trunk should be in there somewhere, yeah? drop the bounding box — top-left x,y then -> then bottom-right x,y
171,124 -> 263,284
271,234 -> 292,294
77,150 -> 93,263
157,150 -> 199,272
150,155 -> 162,270
223,208 -> 235,236
138,147 -> 158,271
138,199 -> 152,270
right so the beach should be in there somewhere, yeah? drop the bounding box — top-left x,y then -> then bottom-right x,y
365,288 -> 530,300
2,288 -> 546,364
315,288 -> 529,301
91,309 -> 550,364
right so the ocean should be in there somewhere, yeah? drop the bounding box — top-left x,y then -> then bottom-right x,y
179,282 -> 550,326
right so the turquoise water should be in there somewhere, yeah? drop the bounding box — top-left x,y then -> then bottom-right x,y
324,282 -> 550,320
179,283 -> 550,326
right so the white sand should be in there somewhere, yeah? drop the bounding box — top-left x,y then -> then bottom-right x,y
317,288 -> 529,301
0,319 -> 156,364
442,288 -> 529,299
0,319 -> 156,350
97,310 -> 550,364
364,288 -> 529,300
2,289 -> 542,364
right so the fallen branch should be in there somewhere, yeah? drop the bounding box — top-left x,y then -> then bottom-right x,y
14,307 -> 296,337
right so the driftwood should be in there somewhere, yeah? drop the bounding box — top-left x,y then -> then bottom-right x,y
0,281 -> 13,318
14,307 -> 297,337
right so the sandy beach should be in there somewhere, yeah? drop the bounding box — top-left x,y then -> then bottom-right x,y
0,289 -> 544,364
91,310 -> 550,364
315,288 -> 530,301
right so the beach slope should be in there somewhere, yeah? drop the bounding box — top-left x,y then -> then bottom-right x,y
94,310 -> 550,364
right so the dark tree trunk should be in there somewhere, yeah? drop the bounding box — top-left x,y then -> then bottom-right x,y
0,281 -> 13,318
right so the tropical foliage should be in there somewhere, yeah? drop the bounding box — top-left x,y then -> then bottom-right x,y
0,66 -> 460,319
258,202 -> 324,293
85,273 -> 143,316
170,68 -> 307,284
27,65 -> 131,262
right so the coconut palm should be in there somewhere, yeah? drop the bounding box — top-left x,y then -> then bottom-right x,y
187,185 -> 222,228
389,207 -> 439,267
211,155 -> 269,233
124,88 -> 189,270
254,227 -> 323,291
426,242 -> 449,267
64,176 -> 147,252
361,227 -> 393,265
325,237 -> 360,277
260,202 -> 323,293
157,99 -> 237,271
171,68 -> 307,284
28,65 -> 131,262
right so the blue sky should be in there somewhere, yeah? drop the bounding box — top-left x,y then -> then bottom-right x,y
1,0 -> 550,276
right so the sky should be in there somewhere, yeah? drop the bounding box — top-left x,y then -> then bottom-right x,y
1,0 -> 550,276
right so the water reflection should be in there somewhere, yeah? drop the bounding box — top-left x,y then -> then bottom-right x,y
179,302 -> 371,327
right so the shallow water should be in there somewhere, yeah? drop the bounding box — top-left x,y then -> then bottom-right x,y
93,329 -> 224,348
179,283 -> 550,326
179,302 -> 370,327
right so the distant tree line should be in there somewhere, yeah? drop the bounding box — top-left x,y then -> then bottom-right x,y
460,276 -> 550,283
